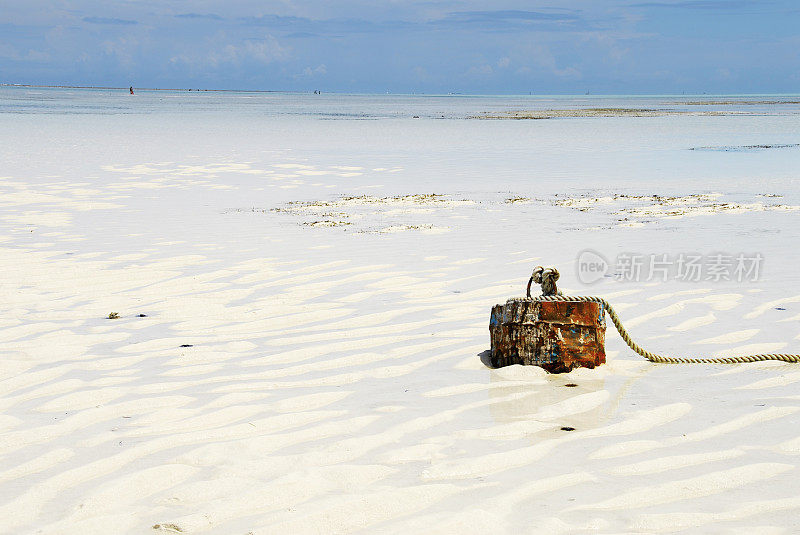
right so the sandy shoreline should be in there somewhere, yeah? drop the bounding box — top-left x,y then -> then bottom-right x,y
3,94 -> 800,533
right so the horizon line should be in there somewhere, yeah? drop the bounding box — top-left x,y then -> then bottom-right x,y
2,83 -> 800,98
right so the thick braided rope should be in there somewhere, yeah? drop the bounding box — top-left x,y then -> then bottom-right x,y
524,266 -> 800,364
529,294 -> 800,364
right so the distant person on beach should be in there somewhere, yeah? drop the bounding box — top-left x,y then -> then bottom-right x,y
129,86 -> 134,95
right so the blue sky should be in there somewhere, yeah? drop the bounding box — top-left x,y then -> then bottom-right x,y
1,1 -> 798,93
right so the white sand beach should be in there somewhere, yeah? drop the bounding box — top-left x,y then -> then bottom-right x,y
2,90 -> 800,534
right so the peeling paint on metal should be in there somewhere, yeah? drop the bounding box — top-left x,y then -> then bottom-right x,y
489,299 -> 606,373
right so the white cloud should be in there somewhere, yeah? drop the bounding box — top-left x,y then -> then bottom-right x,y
466,63 -> 493,76
210,35 -> 290,66
101,37 -> 139,68
300,64 -> 327,77
170,33 -> 291,69
0,43 -> 21,60
517,43 -> 582,79
588,33 -> 630,63
554,66 -> 582,78
0,43 -> 50,62
716,67 -> 732,79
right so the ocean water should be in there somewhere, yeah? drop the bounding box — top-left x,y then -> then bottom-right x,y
2,86 -> 799,268
4,86 -> 800,118
3,87 -> 799,196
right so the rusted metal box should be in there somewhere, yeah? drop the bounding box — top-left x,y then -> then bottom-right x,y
490,298 -> 606,373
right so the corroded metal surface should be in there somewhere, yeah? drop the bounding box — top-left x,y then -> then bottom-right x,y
489,299 -> 606,373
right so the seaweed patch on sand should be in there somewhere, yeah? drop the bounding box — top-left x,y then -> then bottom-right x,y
552,193 -> 800,228
471,108 -> 744,120
505,196 -> 535,204
269,194 -> 473,233
690,144 -> 800,152
303,220 -> 352,228
253,192 -> 799,233
680,100 -> 800,105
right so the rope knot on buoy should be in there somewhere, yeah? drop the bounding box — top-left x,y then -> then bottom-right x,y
528,266 -> 560,297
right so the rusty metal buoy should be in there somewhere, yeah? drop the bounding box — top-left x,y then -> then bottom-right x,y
490,268 -> 606,373
491,264 -> 800,369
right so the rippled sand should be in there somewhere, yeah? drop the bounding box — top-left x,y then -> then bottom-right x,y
3,96 -> 800,534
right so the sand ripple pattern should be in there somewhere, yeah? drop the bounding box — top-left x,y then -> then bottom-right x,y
2,157 -> 800,534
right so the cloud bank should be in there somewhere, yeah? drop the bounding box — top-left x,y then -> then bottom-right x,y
1,1 -> 798,93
